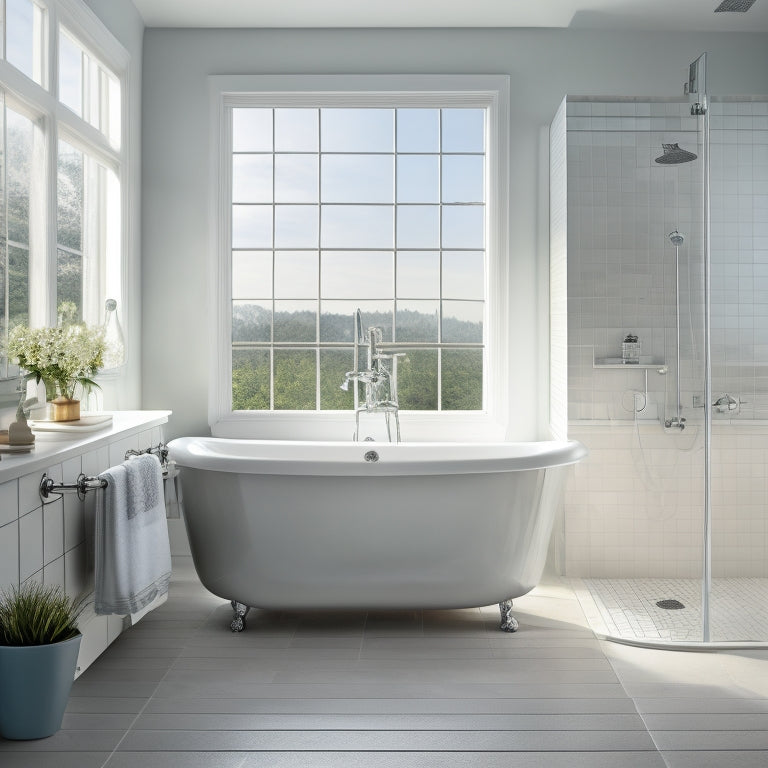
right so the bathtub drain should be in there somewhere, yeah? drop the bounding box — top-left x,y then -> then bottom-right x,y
655,599 -> 685,610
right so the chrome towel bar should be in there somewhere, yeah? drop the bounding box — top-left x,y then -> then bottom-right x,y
39,442 -> 171,501
40,472 -> 107,501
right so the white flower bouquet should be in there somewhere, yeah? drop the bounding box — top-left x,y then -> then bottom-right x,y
8,324 -> 106,401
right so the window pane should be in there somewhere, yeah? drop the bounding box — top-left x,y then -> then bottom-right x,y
441,205 -> 484,249
321,205 -> 393,249
320,349 -> 354,410
274,300 -> 316,343
321,109 -> 394,153
442,349 -> 483,410
275,154 -> 318,203
320,301 -> 392,342
274,205 -> 318,248
321,251 -> 393,299
396,251 -> 439,299
274,349 -> 316,410
233,108 -> 272,152
57,141 -> 83,251
397,109 -> 439,153
232,348 -> 270,410
60,28 -> 121,147
57,248 -> 81,323
232,205 -> 272,249
232,155 -> 272,203
321,155 -> 393,203
232,300 -> 271,342
57,141 -> 83,322
7,109 -> 33,245
442,109 -> 484,152
8,245 -> 30,327
397,349 -> 438,410
397,206 -> 439,249
107,72 -> 121,149
275,251 -> 318,299
396,301 -> 438,342
6,0 -> 43,85
442,300 -> 483,343
232,251 -> 272,299
442,251 -> 484,300
442,155 -> 484,203
59,30 -> 83,116
397,155 -> 438,203
275,108 -> 318,152
227,98 -> 487,414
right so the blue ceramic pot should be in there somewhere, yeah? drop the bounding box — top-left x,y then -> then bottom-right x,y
0,633 -> 81,740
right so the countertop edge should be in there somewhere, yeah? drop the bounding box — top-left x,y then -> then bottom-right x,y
0,410 -> 172,484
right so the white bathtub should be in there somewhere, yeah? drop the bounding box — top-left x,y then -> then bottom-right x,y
167,437 -> 586,631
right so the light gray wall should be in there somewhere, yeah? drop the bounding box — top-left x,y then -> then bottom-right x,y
83,0 -> 143,411
141,27 -> 768,440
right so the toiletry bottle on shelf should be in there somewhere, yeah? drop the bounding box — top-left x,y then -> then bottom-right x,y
622,333 -> 640,364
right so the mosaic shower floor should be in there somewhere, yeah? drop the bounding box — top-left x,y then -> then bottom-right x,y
576,577 -> 768,645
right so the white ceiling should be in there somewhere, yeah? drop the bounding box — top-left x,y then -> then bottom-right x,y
131,0 -> 768,31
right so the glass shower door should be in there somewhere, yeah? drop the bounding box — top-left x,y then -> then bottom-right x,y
708,95 -> 768,642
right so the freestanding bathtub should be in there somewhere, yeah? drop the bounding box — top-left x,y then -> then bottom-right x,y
167,437 -> 586,632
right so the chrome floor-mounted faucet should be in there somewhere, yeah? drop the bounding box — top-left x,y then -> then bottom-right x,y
341,308 -> 405,442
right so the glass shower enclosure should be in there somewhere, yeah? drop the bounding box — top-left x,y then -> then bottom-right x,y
555,52 -> 768,645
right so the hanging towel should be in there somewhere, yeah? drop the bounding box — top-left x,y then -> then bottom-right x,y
94,453 -> 172,615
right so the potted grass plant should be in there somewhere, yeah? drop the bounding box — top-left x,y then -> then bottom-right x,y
0,582 -> 85,740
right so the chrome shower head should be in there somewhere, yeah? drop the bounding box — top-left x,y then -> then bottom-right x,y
655,143 -> 697,165
669,230 -> 685,247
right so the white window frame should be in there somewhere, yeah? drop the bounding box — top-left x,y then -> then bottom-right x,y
0,0 -> 131,385
209,75 -> 510,441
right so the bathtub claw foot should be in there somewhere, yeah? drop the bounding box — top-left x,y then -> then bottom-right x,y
230,601 -> 250,632
499,599 -> 518,633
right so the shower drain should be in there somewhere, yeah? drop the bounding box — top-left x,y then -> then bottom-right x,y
655,599 -> 685,610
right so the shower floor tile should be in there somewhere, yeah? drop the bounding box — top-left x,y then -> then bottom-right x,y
578,578 -> 768,644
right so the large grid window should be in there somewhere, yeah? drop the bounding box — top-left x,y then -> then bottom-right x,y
230,106 -> 486,412
0,0 -> 127,380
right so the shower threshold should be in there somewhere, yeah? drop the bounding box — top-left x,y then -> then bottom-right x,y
574,577 -> 768,649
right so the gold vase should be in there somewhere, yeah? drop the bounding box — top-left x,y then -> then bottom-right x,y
50,397 -> 80,422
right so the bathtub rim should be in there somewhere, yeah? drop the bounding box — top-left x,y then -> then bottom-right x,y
167,436 -> 587,476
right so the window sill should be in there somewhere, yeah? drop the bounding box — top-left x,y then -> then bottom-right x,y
212,411 -> 506,443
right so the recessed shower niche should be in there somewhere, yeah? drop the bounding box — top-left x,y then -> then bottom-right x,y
550,62 -> 768,644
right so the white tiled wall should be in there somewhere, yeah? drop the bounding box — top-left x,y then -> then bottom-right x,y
710,100 -> 768,421
0,418 -> 168,674
566,98 -> 704,424
562,97 -> 768,579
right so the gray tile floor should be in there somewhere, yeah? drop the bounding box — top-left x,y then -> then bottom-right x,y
1,559 -> 767,767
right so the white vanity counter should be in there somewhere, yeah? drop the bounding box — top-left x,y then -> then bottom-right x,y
0,410 -> 171,483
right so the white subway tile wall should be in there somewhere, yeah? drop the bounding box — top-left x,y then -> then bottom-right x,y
564,98 -> 768,579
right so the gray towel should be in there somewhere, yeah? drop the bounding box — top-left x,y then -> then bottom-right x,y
94,454 -> 172,615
